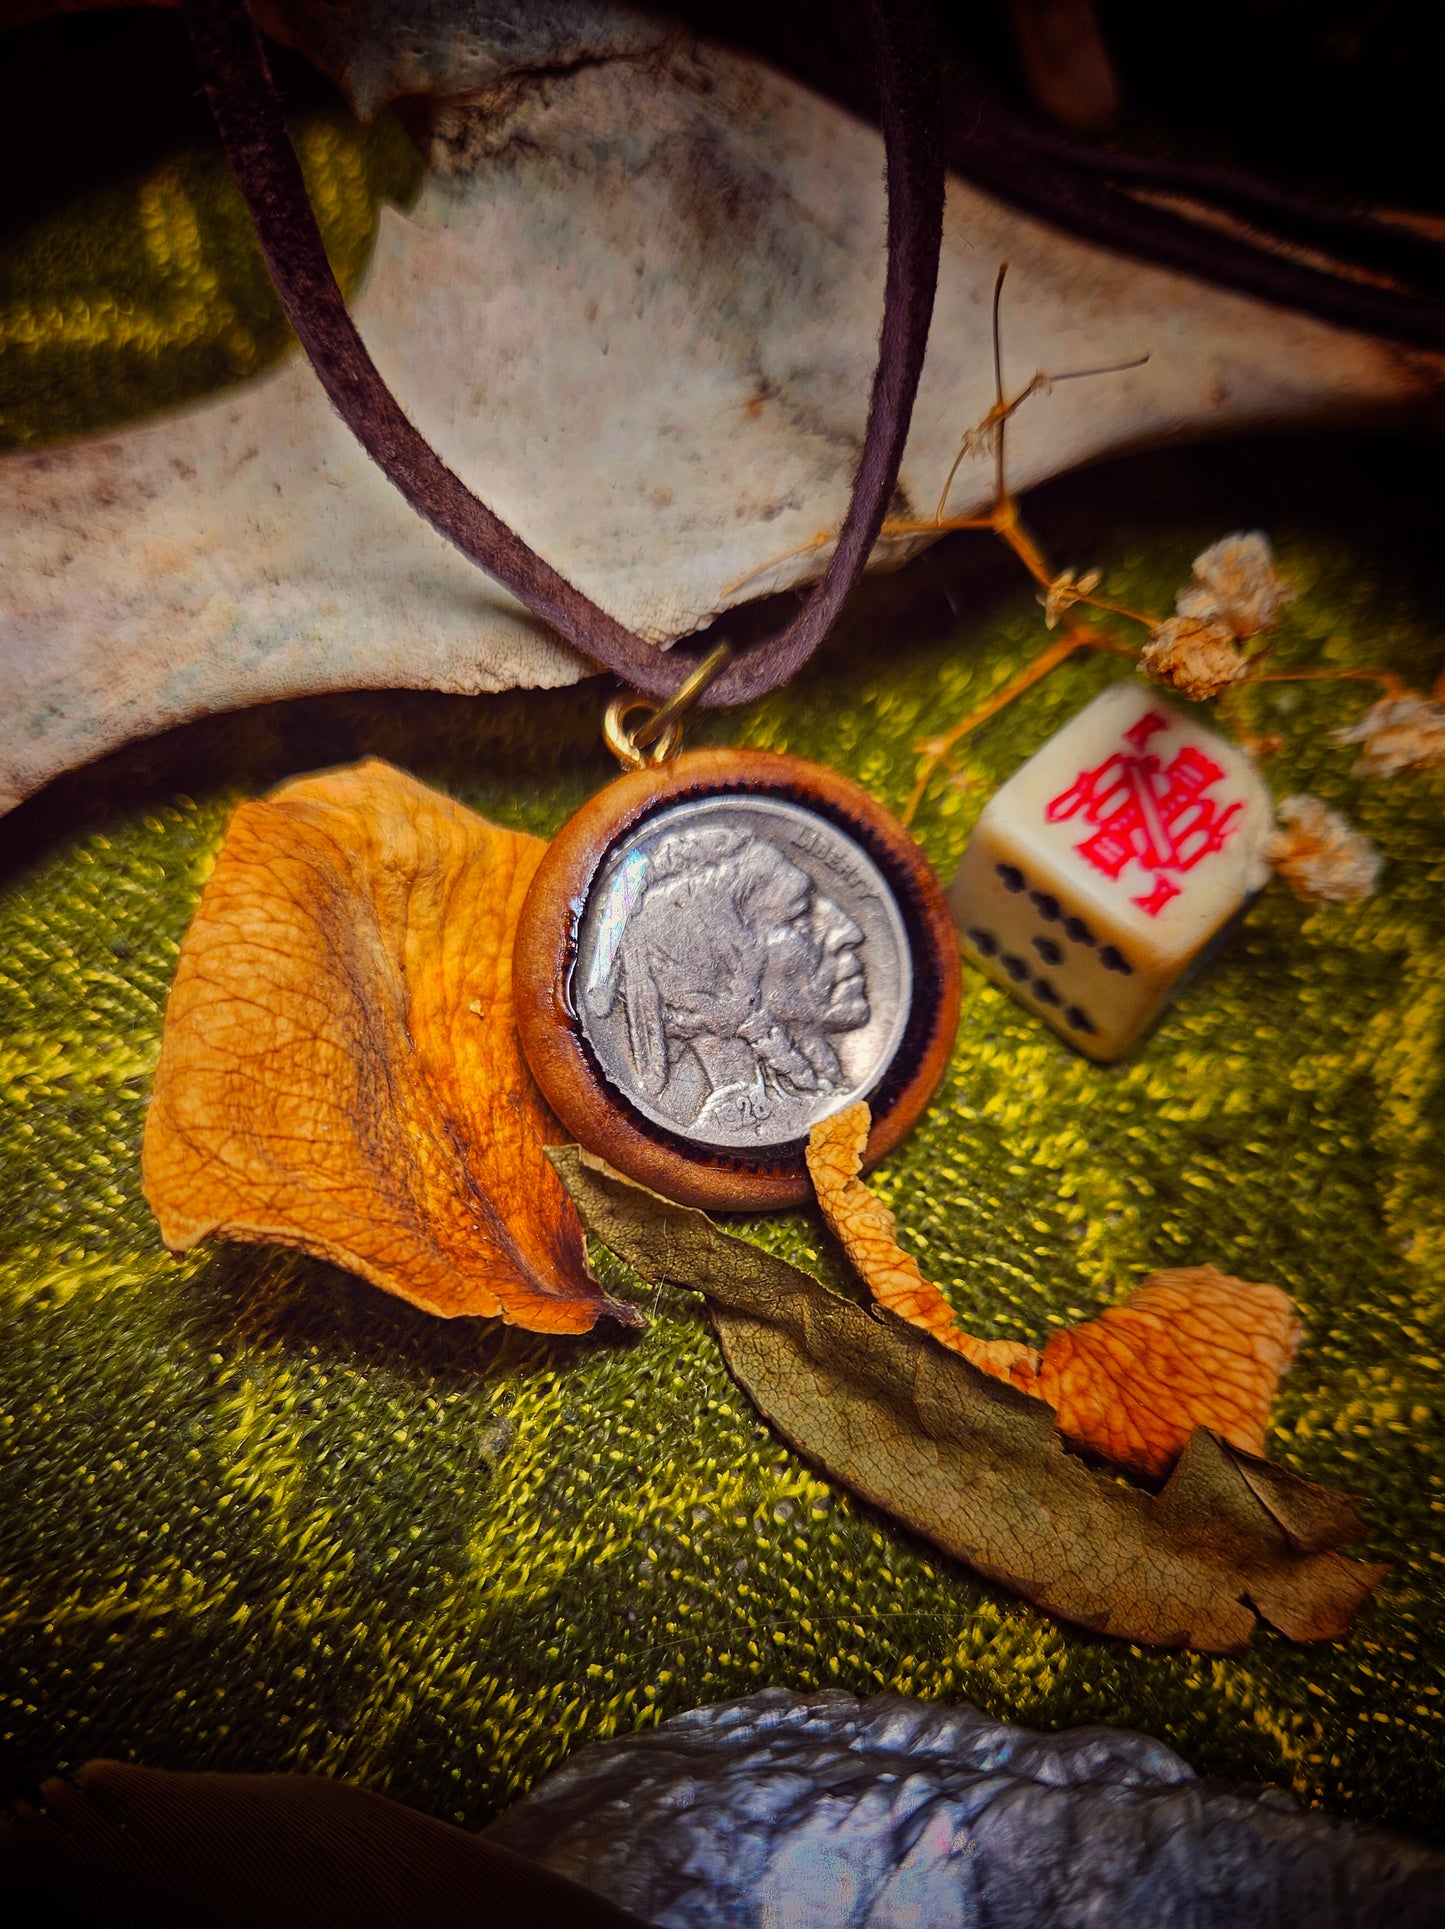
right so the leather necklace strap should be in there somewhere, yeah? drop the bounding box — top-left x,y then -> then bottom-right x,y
181,0 -> 944,709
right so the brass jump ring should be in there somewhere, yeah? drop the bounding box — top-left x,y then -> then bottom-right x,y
603,697 -> 682,770
603,641 -> 734,770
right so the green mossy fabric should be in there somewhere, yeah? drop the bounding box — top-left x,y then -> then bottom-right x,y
0,104 -> 419,453
2,68 -> 1444,1848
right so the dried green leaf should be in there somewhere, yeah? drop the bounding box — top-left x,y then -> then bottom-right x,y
551,1147 -> 1389,1653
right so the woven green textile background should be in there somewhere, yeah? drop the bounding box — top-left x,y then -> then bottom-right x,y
2,82 -> 1444,1844
0,101 -> 418,452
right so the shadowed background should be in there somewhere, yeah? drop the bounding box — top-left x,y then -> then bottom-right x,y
2,0 -> 1443,1849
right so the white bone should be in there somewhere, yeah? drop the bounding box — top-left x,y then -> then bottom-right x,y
2,23 -> 1438,813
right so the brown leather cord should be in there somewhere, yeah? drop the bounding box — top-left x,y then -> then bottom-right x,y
938,84 -> 1445,352
180,0 -> 944,710
980,112 -> 1445,299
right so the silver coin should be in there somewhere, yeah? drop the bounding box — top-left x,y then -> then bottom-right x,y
573,793 -> 912,1150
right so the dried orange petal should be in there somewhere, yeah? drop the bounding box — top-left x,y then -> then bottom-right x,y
807,1105 -> 1300,1477
806,1104 -> 1042,1391
1038,1267 -> 1301,1476
143,759 -> 640,1334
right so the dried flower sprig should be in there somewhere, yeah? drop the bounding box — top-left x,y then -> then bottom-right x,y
1330,695 -> 1445,777
1040,567 -> 1101,630
730,264 -> 1435,882
1176,531 -> 1297,639
1266,795 -> 1382,904
1139,615 -> 1251,702
887,273 -> 1441,869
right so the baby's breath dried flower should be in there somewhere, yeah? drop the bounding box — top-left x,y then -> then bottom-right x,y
1040,567 -> 1101,629
1266,795 -> 1380,904
1176,531 -> 1295,639
1139,616 -> 1249,701
1329,694 -> 1445,777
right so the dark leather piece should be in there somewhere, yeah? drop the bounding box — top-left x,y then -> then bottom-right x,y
686,2 -> 1445,347
0,1758 -> 651,1927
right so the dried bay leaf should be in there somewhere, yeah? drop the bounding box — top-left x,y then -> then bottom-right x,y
143,759 -> 640,1334
552,1147 -> 1388,1651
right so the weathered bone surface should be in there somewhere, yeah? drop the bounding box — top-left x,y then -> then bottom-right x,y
2,8 -> 1438,814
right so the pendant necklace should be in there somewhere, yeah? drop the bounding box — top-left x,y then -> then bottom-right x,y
515,658 -> 959,1208
183,0 -> 956,1208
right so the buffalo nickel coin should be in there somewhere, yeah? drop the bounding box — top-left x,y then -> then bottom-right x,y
572,793 -> 912,1150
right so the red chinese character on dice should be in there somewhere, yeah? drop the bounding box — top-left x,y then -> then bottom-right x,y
1044,710 -> 1242,916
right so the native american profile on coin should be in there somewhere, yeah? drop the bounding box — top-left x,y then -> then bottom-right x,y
575,799 -> 912,1149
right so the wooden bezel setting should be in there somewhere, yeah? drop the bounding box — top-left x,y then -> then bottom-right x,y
515,748 -> 960,1210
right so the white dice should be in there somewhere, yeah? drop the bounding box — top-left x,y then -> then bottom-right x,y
947,682 -> 1275,1060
